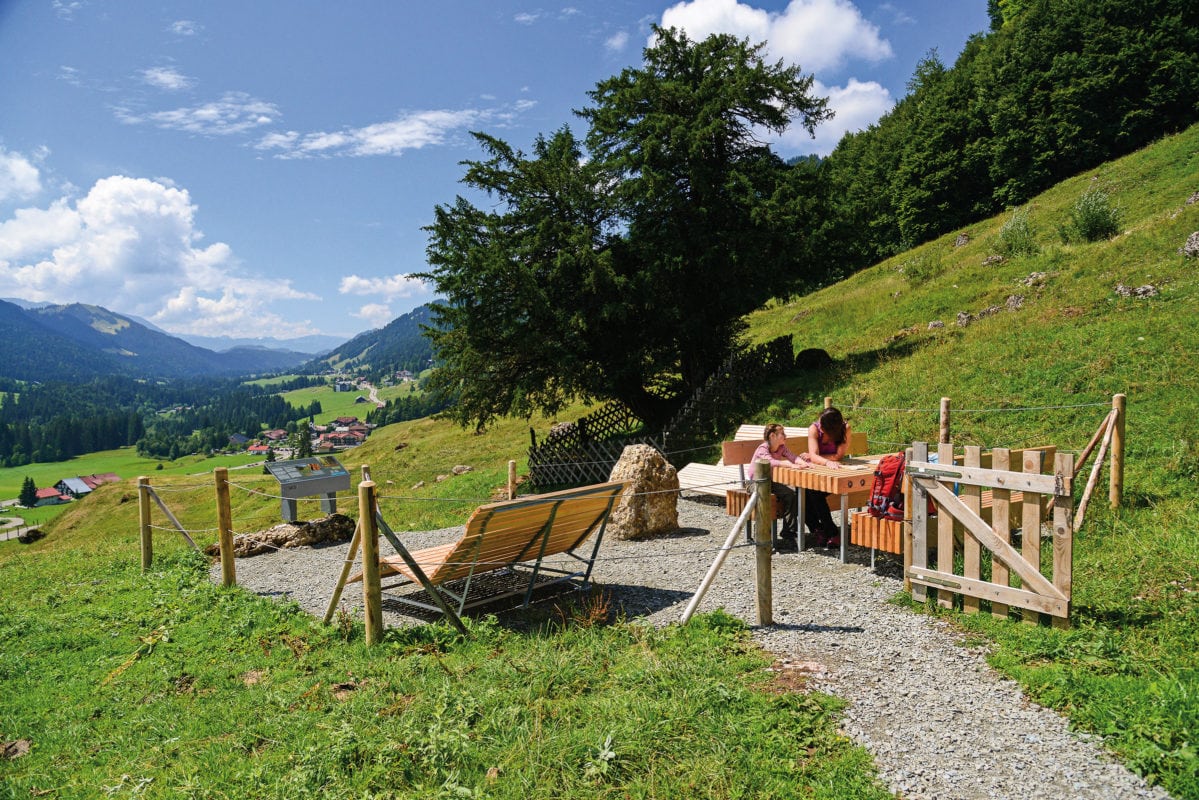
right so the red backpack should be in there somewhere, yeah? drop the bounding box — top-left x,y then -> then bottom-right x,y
867,453 -> 907,520
867,453 -> 938,520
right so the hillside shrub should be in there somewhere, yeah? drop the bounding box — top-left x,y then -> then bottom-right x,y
1060,188 -> 1122,243
900,252 -> 944,286
995,207 -> 1040,257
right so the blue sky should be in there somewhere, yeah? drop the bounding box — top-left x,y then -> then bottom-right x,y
0,1 -> 990,345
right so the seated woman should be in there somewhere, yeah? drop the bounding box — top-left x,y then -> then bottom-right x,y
752,423 -> 810,551
805,407 -> 851,548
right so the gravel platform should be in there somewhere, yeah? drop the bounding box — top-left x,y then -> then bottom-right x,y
218,496 -> 1172,800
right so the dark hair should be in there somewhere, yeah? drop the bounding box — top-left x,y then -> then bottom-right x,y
763,423 -> 785,441
818,407 -> 847,445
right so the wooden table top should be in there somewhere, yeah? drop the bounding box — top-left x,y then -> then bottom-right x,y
771,456 -> 882,494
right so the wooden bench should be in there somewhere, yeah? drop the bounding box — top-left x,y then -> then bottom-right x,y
348,481 -> 626,619
849,445 -> 1056,556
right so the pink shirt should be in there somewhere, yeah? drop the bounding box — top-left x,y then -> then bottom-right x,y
752,441 -> 801,467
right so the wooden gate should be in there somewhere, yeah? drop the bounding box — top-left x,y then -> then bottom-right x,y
905,441 -> 1075,628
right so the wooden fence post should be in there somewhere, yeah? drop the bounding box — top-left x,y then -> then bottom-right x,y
138,476 -> 152,572
1109,393 -> 1126,509
214,467 -> 236,588
753,459 -> 773,626
939,397 -> 951,444
359,480 -> 383,646
508,460 -> 517,500
823,396 -> 832,409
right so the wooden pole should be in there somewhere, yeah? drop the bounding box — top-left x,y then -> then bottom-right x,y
1075,416 -> 1115,532
138,476 -> 152,572
508,460 -> 517,500
322,517 -> 363,624
823,396 -> 832,409
1109,393 -> 1126,509
1073,411 -> 1113,480
361,464 -> 371,482
359,480 -> 383,646
214,468 -> 236,588
939,397 -> 951,444
753,459 -> 773,626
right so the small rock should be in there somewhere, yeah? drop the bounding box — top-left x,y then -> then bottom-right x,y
1180,231 -> 1199,258
1115,283 -> 1159,298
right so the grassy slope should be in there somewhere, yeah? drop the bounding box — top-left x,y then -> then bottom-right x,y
3,126 -> 1199,797
741,124 -> 1199,796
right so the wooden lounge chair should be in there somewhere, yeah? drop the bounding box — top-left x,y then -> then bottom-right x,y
348,480 -> 626,620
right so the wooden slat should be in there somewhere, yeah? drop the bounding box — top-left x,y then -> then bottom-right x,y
1052,452 -> 1075,628
906,567 -> 1069,617
1021,450 -> 1044,625
991,449 -> 1012,620
910,443 -> 929,604
935,442 -> 955,609
962,446 -> 982,615
907,460 -> 1067,496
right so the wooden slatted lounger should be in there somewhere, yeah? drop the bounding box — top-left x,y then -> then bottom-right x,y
348,480 -> 627,620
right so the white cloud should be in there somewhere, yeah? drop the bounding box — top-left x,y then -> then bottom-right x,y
52,1 -> 84,21
605,30 -> 630,52
0,175 -> 319,337
169,20 -> 201,36
117,92 -> 280,136
659,0 -> 893,74
514,12 -> 540,25
772,77 -> 893,155
0,147 -> 43,205
255,107 -> 503,159
656,0 -> 896,155
339,273 -> 427,301
352,303 -> 395,330
141,66 -> 193,91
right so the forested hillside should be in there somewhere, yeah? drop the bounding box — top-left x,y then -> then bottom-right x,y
416,0 -> 1199,433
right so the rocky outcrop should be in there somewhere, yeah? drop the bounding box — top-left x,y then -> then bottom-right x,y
205,513 -> 356,558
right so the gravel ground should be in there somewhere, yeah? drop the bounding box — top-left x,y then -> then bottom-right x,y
219,496 -> 1173,800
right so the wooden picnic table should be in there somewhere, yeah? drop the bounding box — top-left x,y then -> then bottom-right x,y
772,455 -> 883,562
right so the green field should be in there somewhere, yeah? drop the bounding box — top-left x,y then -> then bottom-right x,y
280,381 -> 419,425
0,449 -> 263,527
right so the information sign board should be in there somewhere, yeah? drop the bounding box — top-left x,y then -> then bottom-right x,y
265,456 -> 352,521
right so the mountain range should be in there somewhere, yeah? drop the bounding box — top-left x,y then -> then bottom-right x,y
0,299 -> 319,382
0,298 -> 438,383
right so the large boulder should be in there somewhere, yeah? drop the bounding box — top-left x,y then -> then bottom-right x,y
205,513 -> 356,558
607,444 -> 679,540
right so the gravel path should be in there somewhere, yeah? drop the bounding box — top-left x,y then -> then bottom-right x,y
218,497 -> 1172,800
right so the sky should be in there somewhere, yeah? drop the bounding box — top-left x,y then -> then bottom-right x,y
0,0 -> 991,346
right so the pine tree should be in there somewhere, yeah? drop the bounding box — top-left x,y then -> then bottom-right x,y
18,476 -> 37,508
